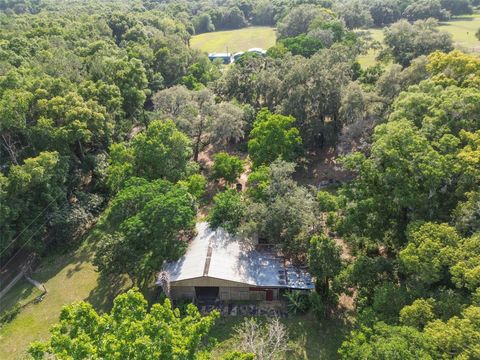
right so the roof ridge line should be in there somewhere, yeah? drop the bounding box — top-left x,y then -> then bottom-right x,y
203,237 -> 213,276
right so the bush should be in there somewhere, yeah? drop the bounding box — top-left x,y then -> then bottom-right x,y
317,191 -> 338,212
285,290 -> 311,314
211,152 -> 244,184
178,174 -> 207,200
309,292 -> 326,319
279,34 -> 323,57
0,304 -> 21,327
400,298 -> 436,329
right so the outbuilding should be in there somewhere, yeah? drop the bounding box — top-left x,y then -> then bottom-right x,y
208,53 -> 233,64
158,223 -> 315,302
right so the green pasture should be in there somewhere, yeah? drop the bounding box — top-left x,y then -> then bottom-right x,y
439,16 -> 480,49
191,26 -> 276,54
357,16 -> 480,67
190,20 -> 478,67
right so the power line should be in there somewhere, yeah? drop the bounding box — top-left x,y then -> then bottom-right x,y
0,198 -> 73,272
0,177 -> 77,268
0,190 -> 67,258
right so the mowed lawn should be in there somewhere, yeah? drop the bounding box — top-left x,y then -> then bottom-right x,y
191,26 -> 276,54
0,243 -> 131,359
357,16 -> 480,66
356,28 -> 384,67
438,16 -> 480,49
210,315 -> 350,360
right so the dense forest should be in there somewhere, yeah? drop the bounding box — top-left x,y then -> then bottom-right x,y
0,0 -> 479,359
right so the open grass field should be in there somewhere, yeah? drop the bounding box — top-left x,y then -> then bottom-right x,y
0,280 -> 42,313
357,16 -> 480,67
356,28 -> 384,67
191,26 -> 276,54
438,16 -> 480,49
0,243 -> 131,359
191,19 -> 478,66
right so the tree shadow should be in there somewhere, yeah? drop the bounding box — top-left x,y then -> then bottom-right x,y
86,273 -> 132,312
285,315 -> 351,360
34,244 -> 92,284
0,279 -> 38,312
209,316 -> 244,343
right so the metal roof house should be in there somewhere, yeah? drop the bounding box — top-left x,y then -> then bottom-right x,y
158,222 -> 314,302
208,52 -> 233,64
208,49 -> 267,65
247,48 -> 267,55
233,51 -> 245,61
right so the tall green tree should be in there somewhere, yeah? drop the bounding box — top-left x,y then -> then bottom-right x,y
132,120 -> 192,182
211,152 -> 244,185
1,151 -> 68,258
107,120 -> 192,191
243,160 -> 317,256
153,86 -> 245,161
339,120 -> 452,250
399,222 -> 459,286
208,189 -> 246,234
383,19 -> 453,67
248,109 -> 302,168
29,288 -> 219,360
308,234 -> 342,296
94,178 -> 196,283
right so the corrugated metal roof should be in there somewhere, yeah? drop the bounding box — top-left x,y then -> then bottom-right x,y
161,222 -> 314,290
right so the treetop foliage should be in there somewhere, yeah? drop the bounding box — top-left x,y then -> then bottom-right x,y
29,288 -> 219,360
1,0 -> 479,358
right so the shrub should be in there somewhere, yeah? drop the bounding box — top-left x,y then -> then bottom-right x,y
285,290 -> 311,314
211,152 -> 244,184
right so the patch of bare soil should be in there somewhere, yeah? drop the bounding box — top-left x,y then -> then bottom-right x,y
197,144 -> 216,168
335,237 -> 353,262
295,147 -> 354,188
128,124 -> 145,139
338,289 -> 357,313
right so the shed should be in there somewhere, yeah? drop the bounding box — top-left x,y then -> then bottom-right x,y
158,223 -> 315,302
208,53 -> 233,64
247,47 -> 267,55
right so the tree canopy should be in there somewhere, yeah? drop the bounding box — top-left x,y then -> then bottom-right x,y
94,178 -> 196,284
1,1 -> 479,358
29,288 -> 219,360
248,109 -> 302,167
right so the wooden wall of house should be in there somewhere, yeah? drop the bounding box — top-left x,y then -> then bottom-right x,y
170,286 -> 196,301
170,281 -> 280,301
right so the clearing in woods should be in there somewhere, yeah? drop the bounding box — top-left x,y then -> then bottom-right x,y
357,16 -> 480,66
0,240 -> 351,360
0,242 -> 132,360
191,26 -> 276,54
